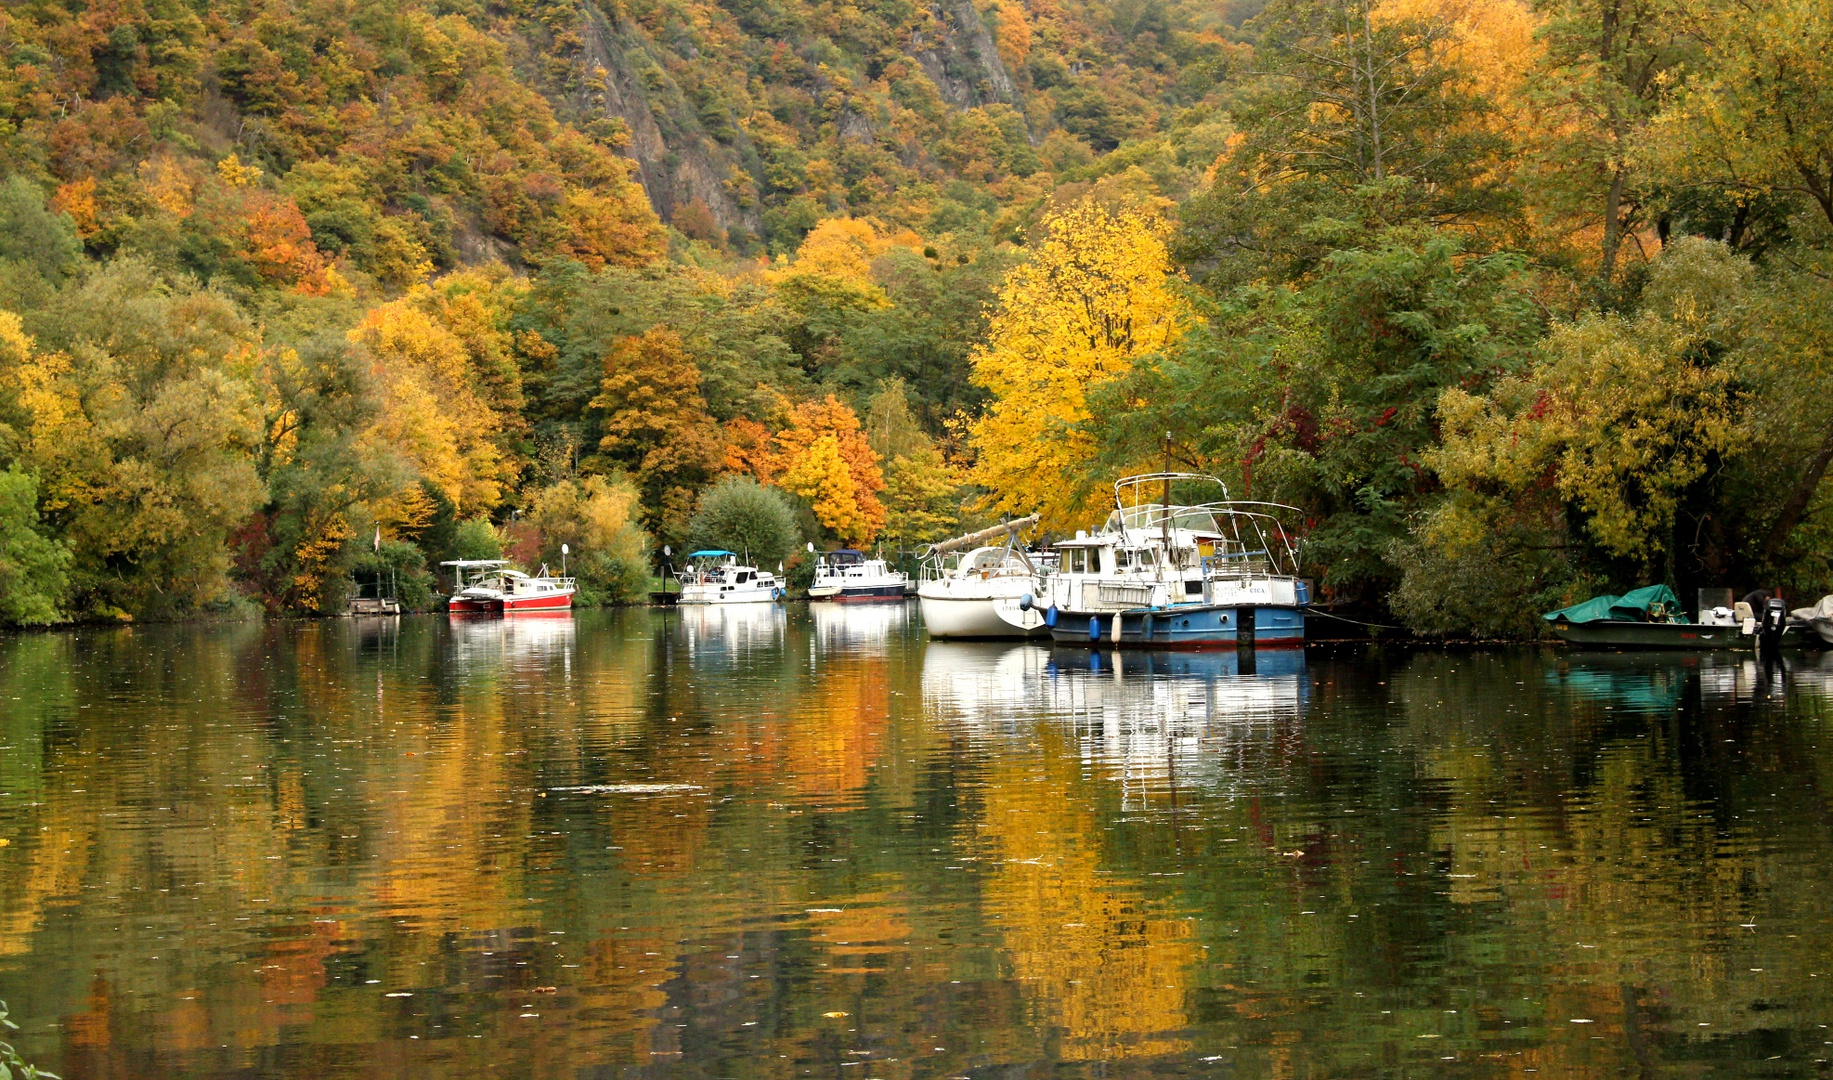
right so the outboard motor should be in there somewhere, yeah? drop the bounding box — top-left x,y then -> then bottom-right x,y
1760,596 -> 1788,653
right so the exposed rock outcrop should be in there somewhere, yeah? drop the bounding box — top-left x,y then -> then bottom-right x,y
912,0 -> 1019,108
575,3 -> 761,239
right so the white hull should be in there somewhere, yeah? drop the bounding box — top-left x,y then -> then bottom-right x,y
679,585 -> 781,604
918,592 -> 1047,638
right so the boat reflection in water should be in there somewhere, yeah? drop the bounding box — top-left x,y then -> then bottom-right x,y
1040,648 -> 1308,807
446,609 -> 576,670
920,641 -> 1053,726
674,600 -> 788,664
1546,649 -> 1790,708
1785,649 -> 1833,701
923,640 -> 1308,807
810,598 -> 916,656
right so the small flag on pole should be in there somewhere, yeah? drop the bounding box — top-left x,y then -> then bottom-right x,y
373,525 -> 381,553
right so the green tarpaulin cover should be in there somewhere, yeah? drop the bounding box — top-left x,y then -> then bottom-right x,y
1544,584 -> 1686,624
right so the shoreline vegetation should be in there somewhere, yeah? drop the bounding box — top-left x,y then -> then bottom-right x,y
0,0 -> 1830,639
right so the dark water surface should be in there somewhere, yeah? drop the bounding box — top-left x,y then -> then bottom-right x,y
4,607 -> 1833,1078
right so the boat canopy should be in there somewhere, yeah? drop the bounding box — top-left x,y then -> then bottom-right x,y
1544,584 -> 1686,624
823,549 -> 866,560
439,559 -> 509,568
687,550 -> 736,558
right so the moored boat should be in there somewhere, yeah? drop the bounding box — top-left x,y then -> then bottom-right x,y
1790,595 -> 1833,646
496,568 -> 576,612
807,548 -> 911,600
1036,473 -> 1309,649
1545,585 -> 1740,649
916,516 -> 1049,639
441,559 -> 575,614
677,550 -> 785,604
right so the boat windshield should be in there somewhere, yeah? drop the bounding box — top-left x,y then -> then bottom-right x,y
1103,504 -> 1222,534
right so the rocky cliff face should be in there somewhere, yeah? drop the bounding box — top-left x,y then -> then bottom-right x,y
567,0 -> 1024,246
576,5 -> 763,242
912,0 -> 1019,109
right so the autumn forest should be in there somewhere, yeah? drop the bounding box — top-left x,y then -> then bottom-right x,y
0,0 -> 1830,633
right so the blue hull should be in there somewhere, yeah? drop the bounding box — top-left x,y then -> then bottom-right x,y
1045,645 -> 1309,684
1046,603 -> 1305,648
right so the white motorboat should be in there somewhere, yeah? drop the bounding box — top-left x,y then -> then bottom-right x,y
677,550 -> 785,604
916,516 -> 1048,639
807,548 -> 910,600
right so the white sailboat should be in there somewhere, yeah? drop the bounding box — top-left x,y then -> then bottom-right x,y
916,515 -> 1049,639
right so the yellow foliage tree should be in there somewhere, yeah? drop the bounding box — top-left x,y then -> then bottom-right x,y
772,394 -> 887,542
349,297 -> 515,518
780,433 -> 868,544
967,200 -> 1190,529
765,217 -> 922,320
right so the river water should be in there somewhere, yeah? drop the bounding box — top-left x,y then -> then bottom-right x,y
2,606 -> 1833,1077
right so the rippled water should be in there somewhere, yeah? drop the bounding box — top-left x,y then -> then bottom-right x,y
4,606 -> 1833,1077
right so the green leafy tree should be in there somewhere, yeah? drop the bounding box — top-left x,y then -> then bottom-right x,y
527,475 -> 651,605
1525,0 -> 1695,283
687,476 -> 800,565
0,177 -> 82,283
1094,231 -> 1543,602
1413,238 -> 1755,631
0,468 -> 70,626
347,539 -> 437,611
1178,0 -> 1519,286
452,518 -> 505,561
8,262 -> 265,620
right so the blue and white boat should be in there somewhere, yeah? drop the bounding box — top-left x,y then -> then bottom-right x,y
1034,473 -> 1309,648
807,548 -> 911,600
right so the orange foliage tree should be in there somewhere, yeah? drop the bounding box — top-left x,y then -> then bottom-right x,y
589,328 -> 728,542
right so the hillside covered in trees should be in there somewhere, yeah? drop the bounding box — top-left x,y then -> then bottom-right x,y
0,0 -> 1829,632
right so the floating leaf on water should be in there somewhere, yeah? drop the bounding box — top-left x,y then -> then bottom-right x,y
549,784 -> 705,795
823,1011 -> 849,1018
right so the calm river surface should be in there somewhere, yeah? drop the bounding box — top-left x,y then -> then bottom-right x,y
4,607 -> 1833,1077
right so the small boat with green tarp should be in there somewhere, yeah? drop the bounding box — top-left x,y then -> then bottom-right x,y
1544,584 -> 1746,650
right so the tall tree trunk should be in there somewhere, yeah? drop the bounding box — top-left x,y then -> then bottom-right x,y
1365,0 -> 1382,181
1598,0 -> 1623,281
1601,167 -> 1626,280
1761,423 -> 1833,566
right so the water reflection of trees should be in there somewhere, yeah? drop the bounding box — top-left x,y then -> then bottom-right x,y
8,627 -> 1833,1076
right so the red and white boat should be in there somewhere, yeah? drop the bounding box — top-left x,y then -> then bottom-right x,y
442,559 -> 575,614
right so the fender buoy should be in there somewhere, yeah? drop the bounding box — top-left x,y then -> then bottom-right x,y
1019,594 -> 1032,611
1088,616 -> 1101,641
1045,606 -> 1058,628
